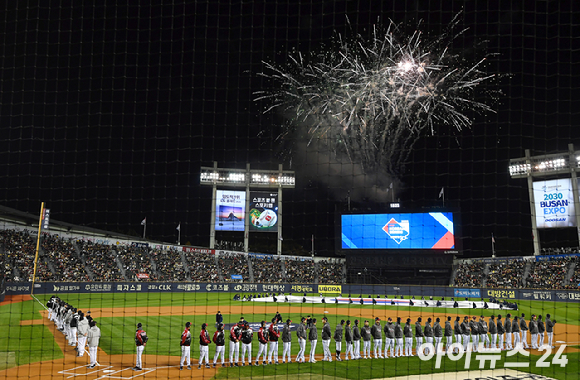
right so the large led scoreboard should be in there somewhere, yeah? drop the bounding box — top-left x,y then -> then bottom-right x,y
339,211 -> 459,253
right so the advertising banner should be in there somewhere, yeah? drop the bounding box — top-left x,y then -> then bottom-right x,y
454,288 -> 481,298
533,178 -> 576,228
319,285 -> 342,294
215,190 -> 246,231
249,192 -> 279,232
485,289 -> 518,300
5,282 -> 580,304
341,212 -> 455,250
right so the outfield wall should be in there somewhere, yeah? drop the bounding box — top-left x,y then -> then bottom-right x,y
3,281 -> 580,303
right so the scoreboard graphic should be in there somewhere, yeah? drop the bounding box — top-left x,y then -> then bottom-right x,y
341,212 -> 455,250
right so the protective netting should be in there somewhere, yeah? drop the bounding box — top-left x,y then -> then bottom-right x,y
1,1 -> 579,379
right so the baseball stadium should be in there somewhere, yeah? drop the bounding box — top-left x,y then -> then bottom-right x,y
1,1 -> 580,380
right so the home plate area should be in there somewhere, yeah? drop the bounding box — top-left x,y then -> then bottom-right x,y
57,364 -> 185,380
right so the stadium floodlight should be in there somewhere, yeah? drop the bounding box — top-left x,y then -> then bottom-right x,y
509,153 -> 577,179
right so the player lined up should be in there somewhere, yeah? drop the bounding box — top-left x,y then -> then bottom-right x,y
46,296 -> 101,369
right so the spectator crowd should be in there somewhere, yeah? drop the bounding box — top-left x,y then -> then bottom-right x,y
455,256 -> 580,290
454,262 -> 485,287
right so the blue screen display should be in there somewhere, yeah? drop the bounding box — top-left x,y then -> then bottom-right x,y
341,212 -> 455,250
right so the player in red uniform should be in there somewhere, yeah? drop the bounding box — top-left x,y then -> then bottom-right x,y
198,323 -> 211,369
179,322 -> 191,370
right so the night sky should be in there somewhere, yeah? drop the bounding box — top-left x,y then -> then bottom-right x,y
1,1 -> 579,257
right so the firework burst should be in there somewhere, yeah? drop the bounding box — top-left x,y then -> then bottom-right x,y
256,13 -> 500,178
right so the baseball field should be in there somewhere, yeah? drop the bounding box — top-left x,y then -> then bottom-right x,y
0,292 -> 579,379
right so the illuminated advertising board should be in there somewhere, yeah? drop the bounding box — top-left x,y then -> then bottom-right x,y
341,212 -> 455,250
249,192 -> 278,232
215,190 -> 246,231
533,178 -> 576,228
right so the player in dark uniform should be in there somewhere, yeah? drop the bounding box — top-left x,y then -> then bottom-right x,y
496,315 -> 505,350
241,322 -> 253,366
520,314 -> 529,349
353,319 -> 362,359
212,323 -> 226,367
308,318 -> 318,363
415,318 -> 424,355
444,317 -> 453,353
384,317 -> 395,358
394,317 -> 404,358
546,314 -> 556,348
370,318 -> 383,359
461,316 -> 470,352
489,315 -> 497,350
134,323 -> 148,371
296,317 -> 307,363
529,315 -> 538,349
334,320 -> 344,361
424,318 -> 434,355
512,316 -> 521,348
403,318 -> 413,357
453,316 -> 461,352
537,315 -> 546,348
504,314 -> 513,350
344,320 -> 353,360
361,320 -> 372,359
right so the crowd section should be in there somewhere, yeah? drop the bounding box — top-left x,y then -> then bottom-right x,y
218,252 -> 250,282
43,235 -> 90,282
454,262 -> 485,287
526,257 -> 573,289
1,229 -> 345,284
486,261 -> 526,288
184,251 -> 220,282
78,240 -> 125,281
566,256 -> 580,289
151,248 -> 187,281
250,256 -> 283,283
283,259 -> 315,283
0,229 -> 52,281
116,245 -> 157,281
317,260 -> 344,284
455,256 -> 580,290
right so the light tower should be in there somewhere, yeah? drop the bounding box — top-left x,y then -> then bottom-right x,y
200,162 -> 295,255
509,143 -> 580,255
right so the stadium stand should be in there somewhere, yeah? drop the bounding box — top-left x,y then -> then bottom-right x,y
43,235 -> 90,282
151,247 -> 187,281
77,240 -> 125,281
218,252 -> 250,282
184,250 -> 220,282
485,261 -> 527,288
316,259 -> 345,284
453,262 -> 485,287
116,245 -> 157,281
249,256 -> 283,283
526,256 -> 573,289
283,258 -> 315,283
0,229 -> 53,282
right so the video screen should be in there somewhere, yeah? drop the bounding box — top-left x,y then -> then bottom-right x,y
341,212 -> 455,250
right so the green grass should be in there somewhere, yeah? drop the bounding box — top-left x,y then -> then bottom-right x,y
1,292 -> 579,379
